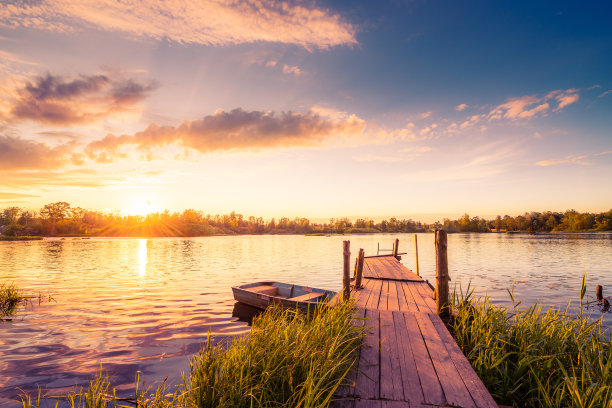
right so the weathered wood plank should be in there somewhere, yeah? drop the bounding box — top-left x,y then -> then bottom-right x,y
354,400 -> 382,408
355,309 -> 380,400
331,399 -> 356,408
392,311 -> 425,404
415,312 -> 476,408
380,310 -> 404,401
429,314 -> 498,408
354,278 -> 374,310
387,280 -> 400,311
402,312 -> 446,405
366,280 -> 383,310
414,282 -> 437,312
402,312 -> 445,406
403,282 -> 432,313
397,282 -> 419,312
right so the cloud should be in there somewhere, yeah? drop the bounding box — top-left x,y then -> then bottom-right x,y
0,0 -> 357,50
0,134 -> 77,170
354,146 -> 432,162
282,64 -> 304,76
599,89 -> 612,98
3,73 -> 157,125
0,192 -> 39,199
487,88 -> 580,122
455,103 -> 468,111
419,111 -> 432,119
85,108 -> 369,162
535,155 -> 591,167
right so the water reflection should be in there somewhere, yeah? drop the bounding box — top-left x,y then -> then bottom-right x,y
0,233 -> 610,405
138,239 -> 147,277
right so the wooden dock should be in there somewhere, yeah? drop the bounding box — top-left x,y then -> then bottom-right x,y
332,254 -> 498,408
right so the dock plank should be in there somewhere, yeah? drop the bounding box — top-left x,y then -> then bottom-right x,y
415,312 -> 476,408
355,309 -> 380,400
392,311 -> 425,404
402,312 -> 445,406
380,310 -> 404,401
429,314 -> 498,408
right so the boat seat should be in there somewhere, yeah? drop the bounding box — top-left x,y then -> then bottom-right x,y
289,292 -> 324,301
249,285 -> 278,296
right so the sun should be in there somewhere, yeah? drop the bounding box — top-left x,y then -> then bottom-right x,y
122,198 -> 156,216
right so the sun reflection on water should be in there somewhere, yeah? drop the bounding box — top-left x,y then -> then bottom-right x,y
138,239 -> 147,276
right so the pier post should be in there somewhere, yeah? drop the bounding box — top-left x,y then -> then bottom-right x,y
355,248 -> 365,289
435,230 -> 450,319
414,234 -> 420,277
393,238 -> 400,259
597,285 -> 603,301
343,240 -> 351,301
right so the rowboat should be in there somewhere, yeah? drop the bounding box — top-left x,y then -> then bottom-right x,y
231,281 -> 336,313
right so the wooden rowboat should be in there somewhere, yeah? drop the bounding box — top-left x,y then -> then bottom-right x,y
231,281 -> 336,313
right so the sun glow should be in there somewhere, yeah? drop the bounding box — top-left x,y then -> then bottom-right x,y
122,198 -> 157,216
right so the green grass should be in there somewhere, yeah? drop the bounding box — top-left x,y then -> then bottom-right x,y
451,281 -> 612,408
0,282 -> 24,318
0,236 -> 43,241
20,300 -> 363,408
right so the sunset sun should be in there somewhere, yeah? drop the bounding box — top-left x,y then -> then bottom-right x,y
123,198 -> 155,216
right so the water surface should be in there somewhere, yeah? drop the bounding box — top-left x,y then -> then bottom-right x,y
1,233 -> 610,405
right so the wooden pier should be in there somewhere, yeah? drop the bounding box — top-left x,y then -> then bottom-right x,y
332,240 -> 498,408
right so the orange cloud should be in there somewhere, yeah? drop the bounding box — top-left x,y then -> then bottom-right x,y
488,88 -> 580,122
0,134 -> 77,170
3,73 -> 157,125
85,108 -> 368,162
0,0 -> 357,50
282,65 -> 304,76
455,103 -> 468,111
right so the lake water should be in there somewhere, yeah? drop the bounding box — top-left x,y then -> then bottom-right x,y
1,233 -> 611,405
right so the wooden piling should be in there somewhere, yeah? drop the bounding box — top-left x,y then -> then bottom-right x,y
343,240 -> 351,301
597,285 -> 603,301
393,238 -> 399,259
414,233 -> 420,277
435,230 -> 450,319
355,248 -> 365,289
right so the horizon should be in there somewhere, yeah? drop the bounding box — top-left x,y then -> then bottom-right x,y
1,1 -> 611,215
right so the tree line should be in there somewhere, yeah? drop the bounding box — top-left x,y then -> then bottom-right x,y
0,202 -> 610,237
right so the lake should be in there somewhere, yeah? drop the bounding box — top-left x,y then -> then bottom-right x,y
1,233 -> 611,405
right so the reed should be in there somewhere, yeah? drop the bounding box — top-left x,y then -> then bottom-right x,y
0,282 -> 23,318
451,281 -> 612,408
19,300 -> 363,408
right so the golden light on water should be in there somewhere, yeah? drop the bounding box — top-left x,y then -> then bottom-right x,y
138,239 -> 147,276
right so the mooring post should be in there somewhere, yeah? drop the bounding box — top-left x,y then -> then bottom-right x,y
355,248 -> 365,289
435,230 -> 450,319
597,285 -> 603,301
343,240 -> 351,301
393,238 -> 399,259
414,233 -> 420,277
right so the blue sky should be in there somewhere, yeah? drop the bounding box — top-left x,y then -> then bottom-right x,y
0,0 -> 610,220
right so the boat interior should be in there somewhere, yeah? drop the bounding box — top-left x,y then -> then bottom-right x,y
240,281 -> 331,302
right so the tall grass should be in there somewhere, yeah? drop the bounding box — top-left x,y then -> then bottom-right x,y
1,282 -> 23,318
20,300 -> 363,408
451,281 -> 612,408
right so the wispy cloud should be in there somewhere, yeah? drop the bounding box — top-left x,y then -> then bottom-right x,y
535,155 -> 591,167
0,0 -> 357,50
282,64 -> 304,76
0,192 -> 40,199
354,146 -> 432,162
455,103 -> 468,111
599,89 -> 612,98
1,72 -> 157,125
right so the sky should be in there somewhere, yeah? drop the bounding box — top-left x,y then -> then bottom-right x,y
0,0 -> 611,221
